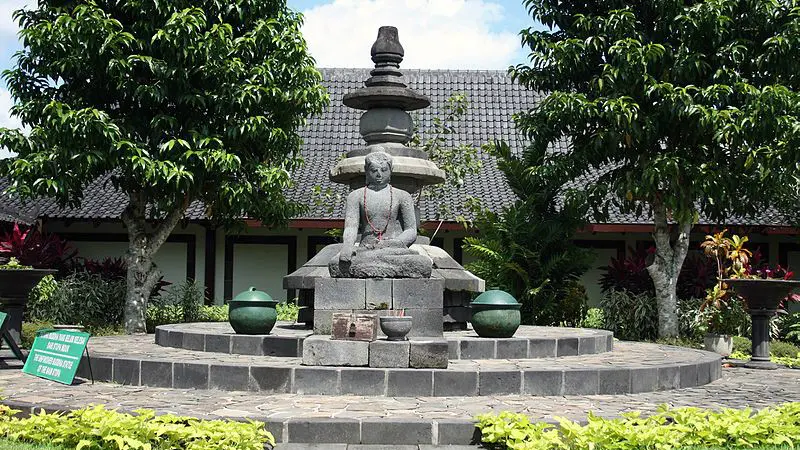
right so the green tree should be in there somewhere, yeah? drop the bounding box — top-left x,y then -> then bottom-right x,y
0,0 -> 328,333
513,0 -> 800,337
464,142 -> 594,326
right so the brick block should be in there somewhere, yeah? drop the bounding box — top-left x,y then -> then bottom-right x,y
294,367 -> 340,395
361,419 -> 433,445
302,335 -> 368,366
434,371 -> 478,396
405,308 -> 443,338
141,361 -> 172,388
250,366 -> 292,393
286,418 -> 358,443
182,332 -> 204,351
496,339 -> 528,359
556,338 -> 578,356
369,340 -> 410,368
112,358 -> 140,385
599,369 -> 631,394
313,309 -> 350,335
315,278 -> 366,310
630,368 -> 657,393
340,368 -> 386,395
209,364 -> 249,390
528,338 -> 556,358
366,278 -> 393,309
409,339 -> 448,368
173,362 -> 208,389
479,370 -> 521,395
523,370 -> 562,396
392,279 -> 444,309
387,369 -> 433,396
460,339 -> 495,359
564,370 -> 598,395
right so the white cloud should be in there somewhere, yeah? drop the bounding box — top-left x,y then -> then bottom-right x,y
300,0 -> 520,69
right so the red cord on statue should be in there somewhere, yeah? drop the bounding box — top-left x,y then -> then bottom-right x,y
364,184 -> 392,241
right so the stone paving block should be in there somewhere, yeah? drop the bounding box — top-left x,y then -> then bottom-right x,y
209,364 -> 249,391
577,337 -> 597,355
313,309 -> 350,335
259,419 -> 284,443
173,362 -> 209,389
294,367 -> 340,395
680,363 -> 698,388
392,278 -> 444,309
154,328 -> 166,346
366,278 -> 393,309
204,334 -> 230,353
523,370 -> 563,396
231,335 -> 262,355
340,368 -> 386,395
460,339 -> 495,359
112,358 -> 140,385
262,336 -> 302,357
630,368 -> 658,394
250,366 -> 292,393
435,419 -> 482,445
608,335 -> 614,350
710,359 -> 722,380
286,418 -> 359,443
405,308 -> 444,337
360,419 -> 433,445
657,365 -> 680,390
315,278 -> 366,310
83,356 -> 111,381
277,445 -> 347,450
479,370 -> 522,395
434,371 -> 478,396
181,332 -> 204,351
595,334 -> 609,352
140,361 -> 172,388
409,339 -> 448,368
448,340 -> 459,359
528,338 -> 556,358
303,336 -> 369,366
697,361 -> 712,385
556,337 -> 579,356
387,369 -> 433,396
599,368 -> 631,394
496,339 -> 528,359
564,369 -> 598,395
369,340 -> 410,368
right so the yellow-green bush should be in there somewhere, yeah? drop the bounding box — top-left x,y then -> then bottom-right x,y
476,403 -> 800,450
0,405 -> 273,450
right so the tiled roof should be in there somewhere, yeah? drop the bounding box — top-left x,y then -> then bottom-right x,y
0,68 -> 791,227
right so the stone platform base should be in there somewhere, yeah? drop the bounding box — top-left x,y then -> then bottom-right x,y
302,335 -> 448,368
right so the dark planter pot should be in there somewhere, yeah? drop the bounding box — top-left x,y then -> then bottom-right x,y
724,278 -> 800,369
0,269 -> 57,345
469,290 -> 522,338
228,287 -> 279,335
379,316 -> 413,341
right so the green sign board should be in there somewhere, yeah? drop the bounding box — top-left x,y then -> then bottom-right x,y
22,329 -> 90,385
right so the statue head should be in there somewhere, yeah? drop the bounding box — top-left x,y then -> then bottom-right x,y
364,151 -> 392,188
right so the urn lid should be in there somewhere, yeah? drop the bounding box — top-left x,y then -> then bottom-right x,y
231,286 -> 275,303
470,289 -> 519,306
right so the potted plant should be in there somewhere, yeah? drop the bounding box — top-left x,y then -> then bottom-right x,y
379,309 -> 412,341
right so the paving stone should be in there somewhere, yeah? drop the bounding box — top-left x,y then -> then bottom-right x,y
387,369 -> 433,396
556,338 -> 579,356
527,339 -> 556,358
83,355 -> 111,381
630,368 -> 658,394
303,336 -> 368,366
697,361 -> 712,386
577,337 -> 597,355
496,339 -> 527,359
181,332 -> 204,351
448,340 -> 459,359
434,371 -> 478,396
409,339 -> 448,369
286,418 -> 359,443
361,419 -> 433,445
204,334 -> 230,353
657,365 -> 681,390
523,370 -> 563,396
460,339 -> 494,359
564,370 -> 598,395
140,361 -> 172,388
231,335 -> 263,355
599,369 -> 631,394
366,279 -> 393,309
263,336 -> 302,357
405,308 -> 444,338
479,370 -> 522,395
315,278 -> 367,310
392,279 -> 444,309
112,358 -> 140,385
154,328 -> 166,346
294,367 -> 339,395
163,330 -> 182,348
209,364 -> 249,390
250,366 -> 292,393
435,419 -> 482,445
340,368 -> 386,395
173,362 -> 209,389
369,340 -> 410,368
680,363 -> 699,388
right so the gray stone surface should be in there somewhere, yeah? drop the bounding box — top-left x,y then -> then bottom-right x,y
341,369 -> 386,396
392,279 -> 444,309
479,371 -> 521,395
433,371 -> 478,396
369,340 -> 410,368
303,336 -> 369,366
112,358 -> 140,385
316,278 -> 367,310
360,419 -> 433,445
460,340 -> 494,359
251,366 -> 292,393
496,339 -> 528,359
405,309 -> 444,338
294,367 -> 340,395
366,279 -> 393,309
523,370 -> 562,396
409,339 -> 448,369
209,364 -> 249,391
140,361 -> 172,388
287,418 -> 360,443
387,369 -> 433,397
314,309 -> 350,335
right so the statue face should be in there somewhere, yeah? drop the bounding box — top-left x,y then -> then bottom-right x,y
366,161 -> 391,187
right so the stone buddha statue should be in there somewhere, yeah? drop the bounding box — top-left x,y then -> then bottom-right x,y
328,151 -> 433,278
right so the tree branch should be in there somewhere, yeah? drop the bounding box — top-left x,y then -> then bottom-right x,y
147,196 -> 189,255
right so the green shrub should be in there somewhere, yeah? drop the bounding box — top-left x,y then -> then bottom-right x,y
20,321 -> 53,349
777,312 -> 800,345
580,308 -> 605,329
277,301 -> 299,322
26,275 -> 58,314
770,340 -> 800,358
600,290 -> 658,341
732,335 -> 752,355
0,404 -> 274,450
25,274 -> 126,332
146,304 -> 229,333
197,304 -> 228,322
476,403 -> 800,450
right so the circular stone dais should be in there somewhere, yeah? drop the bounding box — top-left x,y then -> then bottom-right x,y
470,289 -> 522,338
228,287 -> 278,335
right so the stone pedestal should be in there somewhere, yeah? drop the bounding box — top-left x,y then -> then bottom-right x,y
302,335 -> 448,368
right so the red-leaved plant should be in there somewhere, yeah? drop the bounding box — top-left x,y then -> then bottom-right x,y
0,223 -> 76,269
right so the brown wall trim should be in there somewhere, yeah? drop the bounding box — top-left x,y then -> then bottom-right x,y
57,232 -> 196,281
223,235 -> 298,301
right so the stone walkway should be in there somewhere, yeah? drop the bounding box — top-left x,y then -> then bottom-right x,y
1,351 -> 799,446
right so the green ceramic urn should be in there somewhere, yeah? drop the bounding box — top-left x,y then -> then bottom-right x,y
469,289 -> 521,338
228,287 -> 279,335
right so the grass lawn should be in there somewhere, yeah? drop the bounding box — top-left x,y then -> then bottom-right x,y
0,439 -> 65,450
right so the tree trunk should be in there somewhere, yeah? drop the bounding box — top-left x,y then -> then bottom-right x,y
121,192 -> 187,334
646,197 -> 692,339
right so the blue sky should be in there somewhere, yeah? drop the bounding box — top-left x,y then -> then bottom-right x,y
0,0 -> 543,156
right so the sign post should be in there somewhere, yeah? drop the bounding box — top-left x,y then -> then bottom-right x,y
22,329 -> 90,385
0,311 -> 25,361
